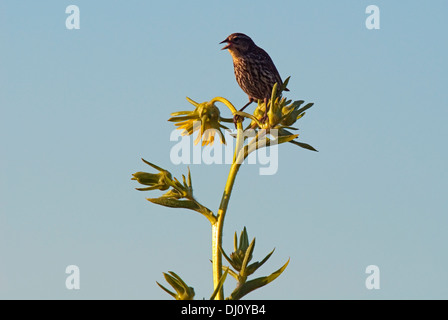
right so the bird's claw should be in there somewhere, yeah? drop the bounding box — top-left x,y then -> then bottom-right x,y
233,114 -> 244,127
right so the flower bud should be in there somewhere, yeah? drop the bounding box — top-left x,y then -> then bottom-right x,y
280,100 -> 304,126
169,98 -> 228,146
132,170 -> 172,191
157,271 -> 195,300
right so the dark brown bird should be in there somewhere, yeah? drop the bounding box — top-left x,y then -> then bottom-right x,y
220,33 -> 289,117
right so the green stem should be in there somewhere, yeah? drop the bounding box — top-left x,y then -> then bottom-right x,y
211,162 -> 241,299
210,97 -> 243,300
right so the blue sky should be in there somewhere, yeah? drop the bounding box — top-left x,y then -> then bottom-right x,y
1,0 -> 447,299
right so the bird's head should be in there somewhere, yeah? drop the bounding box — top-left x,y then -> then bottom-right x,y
220,33 -> 256,57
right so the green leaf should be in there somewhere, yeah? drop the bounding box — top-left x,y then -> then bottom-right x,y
185,96 -> 199,106
296,102 -> 314,116
280,126 -> 299,131
140,158 -> 167,172
223,266 -> 240,281
187,167 -> 192,188
160,271 -> 195,300
148,197 -> 215,223
256,248 -> 275,268
270,82 -> 278,104
291,100 -> 305,108
156,281 -> 178,299
278,128 -> 295,136
181,174 -> 188,188
160,189 -> 183,199
164,271 -> 186,290
296,112 -> 305,121
220,246 -> 240,273
170,110 -> 194,116
246,248 -> 275,276
210,267 -> 229,300
289,140 -> 318,152
281,76 -> 290,91
270,134 -> 299,146
239,227 -> 250,252
234,231 -> 238,252
240,238 -> 256,277
147,198 -> 201,210
229,258 -> 290,300
172,177 -> 186,192
131,171 -> 160,185
135,186 -> 160,191
168,115 -> 198,122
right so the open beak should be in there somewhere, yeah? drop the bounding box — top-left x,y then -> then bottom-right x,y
220,38 -> 231,50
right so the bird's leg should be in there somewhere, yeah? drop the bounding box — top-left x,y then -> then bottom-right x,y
240,100 -> 253,112
233,99 -> 253,126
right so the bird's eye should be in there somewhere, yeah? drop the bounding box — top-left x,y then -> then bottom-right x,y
233,37 -> 239,43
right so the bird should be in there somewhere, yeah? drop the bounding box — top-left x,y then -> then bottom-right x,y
220,33 -> 289,122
